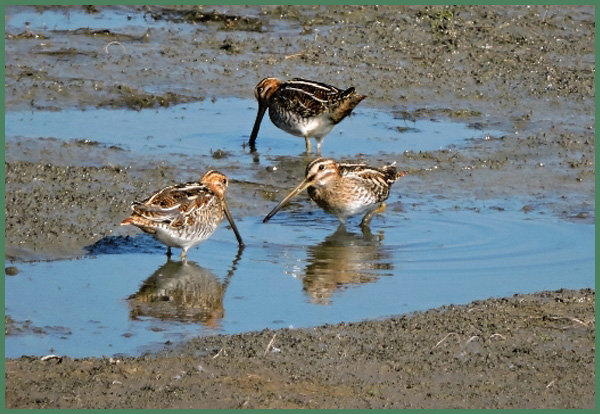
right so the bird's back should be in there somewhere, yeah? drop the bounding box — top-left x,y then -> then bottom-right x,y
123,182 -> 221,231
275,78 -> 365,122
338,163 -> 400,203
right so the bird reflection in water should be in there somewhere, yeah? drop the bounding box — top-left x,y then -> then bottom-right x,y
303,226 -> 394,304
128,247 -> 243,327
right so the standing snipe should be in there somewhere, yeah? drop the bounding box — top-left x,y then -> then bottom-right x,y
121,170 -> 243,258
248,77 -> 365,153
263,158 -> 406,228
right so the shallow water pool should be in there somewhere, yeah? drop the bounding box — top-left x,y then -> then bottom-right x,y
5,97 -> 497,162
5,95 -> 593,359
5,207 -> 594,358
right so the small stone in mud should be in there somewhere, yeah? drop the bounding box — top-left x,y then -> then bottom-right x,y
5,316 -> 16,335
211,149 -> 229,159
69,139 -> 100,147
5,266 -> 19,276
522,204 -> 535,213
219,39 -> 240,54
571,211 -> 589,220
83,5 -> 99,14
260,189 -> 278,201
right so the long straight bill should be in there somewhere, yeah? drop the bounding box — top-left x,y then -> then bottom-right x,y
248,103 -> 267,149
222,200 -> 244,246
263,179 -> 313,223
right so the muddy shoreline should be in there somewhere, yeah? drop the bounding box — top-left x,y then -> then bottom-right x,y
5,288 -> 595,409
4,5 -> 595,408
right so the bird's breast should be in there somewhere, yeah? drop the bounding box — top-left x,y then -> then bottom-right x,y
269,105 -> 334,138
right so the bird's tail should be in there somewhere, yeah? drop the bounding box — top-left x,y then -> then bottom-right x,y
120,217 -> 134,226
380,163 -> 407,184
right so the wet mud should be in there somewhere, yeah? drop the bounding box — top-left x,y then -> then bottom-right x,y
5,289 -> 595,409
4,5 -> 595,408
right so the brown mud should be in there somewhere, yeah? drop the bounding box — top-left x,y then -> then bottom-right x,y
4,5 -> 595,408
5,289 -> 595,409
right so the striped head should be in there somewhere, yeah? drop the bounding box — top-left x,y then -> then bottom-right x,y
249,77 -> 284,148
263,158 -> 340,223
200,170 -> 230,200
254,77 -> 283,106
200,170 -> 243,246
303,158 -> 340,188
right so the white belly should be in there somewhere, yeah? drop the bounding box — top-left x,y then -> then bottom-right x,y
269,108 -> 335,139
152,226 -> 211,251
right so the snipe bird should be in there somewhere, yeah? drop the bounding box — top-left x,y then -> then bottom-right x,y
248,77 -> 365,153
263,158 -> 406,228
121,170 -> 243,258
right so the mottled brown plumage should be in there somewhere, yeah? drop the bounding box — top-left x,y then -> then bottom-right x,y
249,77 -> 365,153
121,170 -> 243,258
264,158 -> 406,228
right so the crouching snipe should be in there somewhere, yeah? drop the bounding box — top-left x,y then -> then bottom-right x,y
264,158 -> 406,228
121,171 -> 243,258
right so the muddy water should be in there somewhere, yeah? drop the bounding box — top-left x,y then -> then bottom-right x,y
5,98 -> 498,160
5,205 -> 594,358
10,97 -> 587,359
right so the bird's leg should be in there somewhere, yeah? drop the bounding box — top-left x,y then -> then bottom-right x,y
316,139 -> 323,154
304,135 -> 312,153
361,202 -> 386,229
335,222 -> 348,235
360,224 -> 375,240
374,202 -> 387,214
166,247 -> 172,259
180,248 -> 187,260
360,213 -> 374,231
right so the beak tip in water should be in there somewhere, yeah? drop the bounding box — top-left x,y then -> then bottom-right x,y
249,106 -> 267,147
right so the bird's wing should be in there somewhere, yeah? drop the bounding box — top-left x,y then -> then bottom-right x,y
132,182 -> 214,227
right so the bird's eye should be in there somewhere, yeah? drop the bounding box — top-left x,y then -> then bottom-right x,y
257,87 -> 263,93
222,178 -> 227,185
318,164 -> 325,171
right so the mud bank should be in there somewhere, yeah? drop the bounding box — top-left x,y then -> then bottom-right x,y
5,289 -> 595,409
4,5 -> 595,409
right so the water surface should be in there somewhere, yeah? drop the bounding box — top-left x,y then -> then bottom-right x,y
5,98 -> 496,162
5,208 -> 594,358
